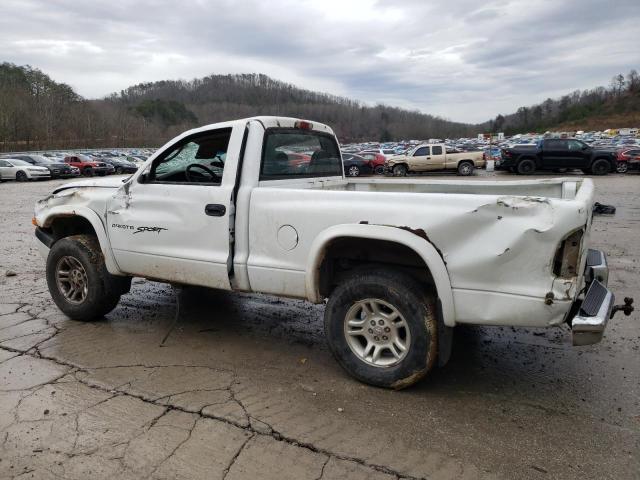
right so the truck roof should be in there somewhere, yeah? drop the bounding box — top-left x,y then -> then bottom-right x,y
181,116 -> 336,138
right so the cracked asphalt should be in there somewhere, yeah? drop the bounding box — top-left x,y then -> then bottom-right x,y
0,173 -> 638,480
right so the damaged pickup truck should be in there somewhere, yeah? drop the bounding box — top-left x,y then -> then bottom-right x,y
33,116 -> 634,388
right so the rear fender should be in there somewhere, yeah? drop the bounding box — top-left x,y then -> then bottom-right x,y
306,224 -> 456,327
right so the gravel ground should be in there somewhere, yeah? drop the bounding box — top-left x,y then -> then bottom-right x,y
0,172 -> 638,480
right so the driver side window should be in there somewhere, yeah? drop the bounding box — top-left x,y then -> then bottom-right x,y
149,128 -> 231,185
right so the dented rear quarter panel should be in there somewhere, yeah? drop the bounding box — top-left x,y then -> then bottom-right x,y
246,177 -> 593,328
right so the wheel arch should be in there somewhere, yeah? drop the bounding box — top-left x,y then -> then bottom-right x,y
38,206 -> 123,275
306,224 -> 456,326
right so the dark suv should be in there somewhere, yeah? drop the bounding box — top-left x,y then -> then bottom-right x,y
8,154 -> 80,179
501,139 -> 616,175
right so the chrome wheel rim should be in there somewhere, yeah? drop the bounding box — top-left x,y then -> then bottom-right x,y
344,298 -> 411,367
617,163 -> 627,173
56,256 -> 88,304
348,166 -> 359,176
461,164 -> 472,174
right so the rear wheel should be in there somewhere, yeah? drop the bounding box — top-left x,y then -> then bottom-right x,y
590,158 -> 611,175
15,171 -> 28,182
116,167 -> 123,174
392,164 -> 407,177
516,158 -> 536,175
347,165 -> 361,177
457,161 -> 474,176
616,162 -> 628,174
83,167 -> 94,177
374,165 -> 385,175
46,235 -> 126,321
324,268 -> 437,389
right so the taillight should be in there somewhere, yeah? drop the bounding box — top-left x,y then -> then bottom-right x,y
294,120 -> 313,130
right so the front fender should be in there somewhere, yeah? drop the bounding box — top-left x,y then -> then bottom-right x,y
305,224 -> 456,327
36,205 -> 123,276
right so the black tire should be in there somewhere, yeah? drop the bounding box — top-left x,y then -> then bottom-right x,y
516,158 -> 536,175
457,161 -> 474,176
392,164 -> 407,176
46,235 -> 124,321
374,165 -> 385,175
83,167 -> 94,177
116,167 -> 123,174
347,165 -> 361,177
616,162 -> 628,174
324,267 -> 437,389
16,171 -> 28,182
590,158 -> 611,176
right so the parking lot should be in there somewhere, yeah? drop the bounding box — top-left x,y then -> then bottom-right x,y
0,173 -> 638,480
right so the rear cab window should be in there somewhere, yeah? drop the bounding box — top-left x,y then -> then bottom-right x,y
260,128 -> 342,180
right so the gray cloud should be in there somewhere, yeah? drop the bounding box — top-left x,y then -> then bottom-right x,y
0,0 -> 638,123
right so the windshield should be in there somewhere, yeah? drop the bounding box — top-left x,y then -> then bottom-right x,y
32,156 -> 53,164
8,159 -> 30,166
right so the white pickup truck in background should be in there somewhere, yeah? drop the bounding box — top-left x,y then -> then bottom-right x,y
33,116 -> 633,388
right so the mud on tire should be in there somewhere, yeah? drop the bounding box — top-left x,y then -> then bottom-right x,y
324,267 -> 437,389
46,235 -> 126,321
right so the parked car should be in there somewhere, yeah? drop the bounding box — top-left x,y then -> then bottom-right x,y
501,139 -> 616,175
7,154 -> 80,178
357,152 -> 386,174
0,158 -> 50,181
63,154 -> 113,176
386,144 -> 485,176
615,148 -> 640,173
34,116 -> 633,389
342,153 -> 373,176
101,157 -> 139,174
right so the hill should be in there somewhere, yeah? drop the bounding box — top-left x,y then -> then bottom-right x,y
1,62 -> 639,152
487,71 -> 640,134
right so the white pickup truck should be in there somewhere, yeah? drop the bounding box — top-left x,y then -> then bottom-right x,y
34,116 -> 633,388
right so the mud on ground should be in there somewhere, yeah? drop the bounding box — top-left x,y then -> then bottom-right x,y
0,173 -> 638,479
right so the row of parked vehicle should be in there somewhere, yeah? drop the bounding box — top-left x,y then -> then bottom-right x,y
1,137 -> 638,182
0,151 -> 150,182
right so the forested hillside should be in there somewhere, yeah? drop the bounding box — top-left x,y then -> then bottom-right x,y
0,64 -> 473,151
1,62 -> 638,152
487,70 -> 640,134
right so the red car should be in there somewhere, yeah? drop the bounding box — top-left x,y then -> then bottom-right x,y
357,151 -> 386,174
615,148 -> 640,173
64,154 -> 114,176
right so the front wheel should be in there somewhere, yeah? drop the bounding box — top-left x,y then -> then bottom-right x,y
46,235 -> 125,321
616,162 -> 628,174
347,165 -> 361,177
590,158 -> 611,176
392,164 -> 407,176
83,167 -> 94,177
324,268 -> 437,389
374,165 -> 385,175
16,171 -> 28,182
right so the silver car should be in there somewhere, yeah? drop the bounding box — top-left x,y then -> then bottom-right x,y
0,158 -> 51,181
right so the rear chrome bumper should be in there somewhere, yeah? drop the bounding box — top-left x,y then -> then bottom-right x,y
572,279 -> 614,346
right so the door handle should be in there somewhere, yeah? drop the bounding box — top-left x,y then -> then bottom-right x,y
205,204 -> 226,216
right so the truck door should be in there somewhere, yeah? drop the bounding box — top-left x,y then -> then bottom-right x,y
541,139 -> 567,168
428,145 -> 445,170
106,126 -> 241,290
409,146 -> 430,171
566,139 -> 590,167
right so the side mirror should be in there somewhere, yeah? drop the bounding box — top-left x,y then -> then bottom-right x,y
210,158 -> 224,169
138,172 -> 148,183
582,145 -> 588,150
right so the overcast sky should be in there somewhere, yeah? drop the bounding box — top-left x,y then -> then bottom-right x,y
1,0 -> 638,123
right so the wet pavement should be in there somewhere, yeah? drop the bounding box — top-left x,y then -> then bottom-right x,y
0,173 -> 638,479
